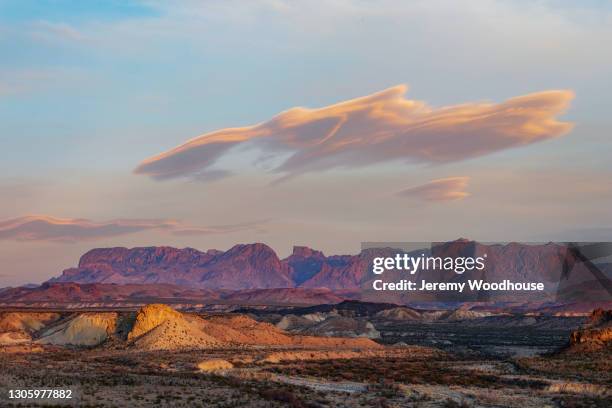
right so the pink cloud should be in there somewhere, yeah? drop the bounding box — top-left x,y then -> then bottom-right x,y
134,85 -> 574,181
0,215 -> 264,243
398,177 -> 470,202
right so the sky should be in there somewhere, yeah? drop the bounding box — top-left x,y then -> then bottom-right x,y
1,0 -> 611,286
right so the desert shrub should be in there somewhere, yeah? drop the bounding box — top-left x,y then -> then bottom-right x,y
443,399 -> 472,408
552,395 -> 612,408
259,387 -> 304,407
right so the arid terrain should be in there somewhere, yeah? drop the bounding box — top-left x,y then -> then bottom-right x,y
0,303 -> 610,407
0,241 -> 610,406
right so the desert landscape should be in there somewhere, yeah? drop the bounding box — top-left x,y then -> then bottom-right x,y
4,2 -> 612,406
1,242 -> 611,407
1,298 -> 610,407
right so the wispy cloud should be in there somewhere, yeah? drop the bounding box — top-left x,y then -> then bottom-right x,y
0,215 -> 265,242
171,219 -> 267,236
30,21 -> 86,42
0,67 -> 87,96
398,177 -> 470,202
134,85 -> 574,182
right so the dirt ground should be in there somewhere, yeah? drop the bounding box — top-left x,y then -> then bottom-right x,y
0,344 -> 610,407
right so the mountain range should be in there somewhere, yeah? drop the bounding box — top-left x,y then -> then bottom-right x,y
40,240 -> 611,303
49,243 -> 376,290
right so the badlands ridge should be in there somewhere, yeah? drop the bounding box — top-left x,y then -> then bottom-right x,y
0,304 -> 379,352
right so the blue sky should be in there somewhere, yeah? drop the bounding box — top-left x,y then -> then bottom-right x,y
0,0 -> 158,22
0,0 -> 611,285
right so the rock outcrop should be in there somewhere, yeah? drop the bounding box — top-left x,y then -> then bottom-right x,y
375,307 -> 422,321
276,313 -> 380,339
568,308 -> 612,351
0,312 -> 60,334
303,316 -> 381,339
130,317 -> 220,351
38,313 -> 118,346
276,314 -> 315,331
0,331 -> 31,345
127,303 -> 183,340
586,308 -> 612,326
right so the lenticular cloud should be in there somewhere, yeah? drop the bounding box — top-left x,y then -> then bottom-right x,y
0,215 -> 265,242
398,177 -> 470,202
135,85 -> 574,181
